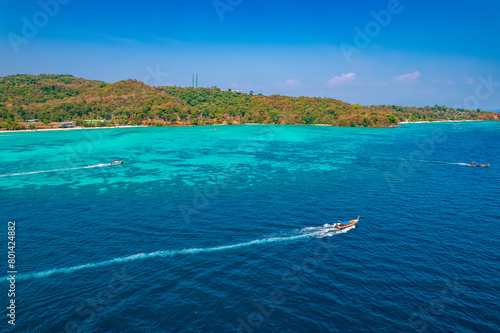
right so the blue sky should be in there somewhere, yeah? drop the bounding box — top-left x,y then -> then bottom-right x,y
1,0 -> 499,110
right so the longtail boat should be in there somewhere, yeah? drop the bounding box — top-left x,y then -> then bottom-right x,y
110,159 -> 125,165
470,162 -> 490,168
333,216 -> 360,230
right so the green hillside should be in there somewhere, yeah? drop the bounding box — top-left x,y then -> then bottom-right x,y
0,74 -> 497,130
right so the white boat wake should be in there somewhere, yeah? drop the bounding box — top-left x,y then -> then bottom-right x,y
10,225 -> 355,281
410,160 -> 472,166
0,163 -> 111,178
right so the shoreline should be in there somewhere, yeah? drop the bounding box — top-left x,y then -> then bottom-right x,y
0,119 -> 495,134
399,120 -> 486,124
0,125 -> 146,134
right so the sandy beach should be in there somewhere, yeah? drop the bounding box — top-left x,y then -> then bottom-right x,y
0,125 -> 146,134
1,120 -> 493,135
398,120 -> 485,124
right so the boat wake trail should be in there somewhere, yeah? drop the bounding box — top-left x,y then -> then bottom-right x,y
0,163 -> 111,178
407,160 -> 471,166
425,160 -> 470,166
12,225 -> 352,281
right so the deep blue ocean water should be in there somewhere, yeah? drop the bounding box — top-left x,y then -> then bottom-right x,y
1,122 -> 499,332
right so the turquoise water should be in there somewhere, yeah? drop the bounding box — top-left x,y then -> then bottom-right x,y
1,123 -> 499,332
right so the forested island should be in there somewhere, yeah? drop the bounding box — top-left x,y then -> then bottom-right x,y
0,74 -> 498,130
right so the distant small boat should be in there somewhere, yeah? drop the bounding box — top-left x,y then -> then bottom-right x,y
470,162 -> 490,168
110,159 -> 125,165
332,216 -> 360,230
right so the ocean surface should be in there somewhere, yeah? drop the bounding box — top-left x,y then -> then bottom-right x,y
1,122 -> 499,332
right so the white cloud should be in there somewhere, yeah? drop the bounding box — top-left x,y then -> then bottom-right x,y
464,76 -> 476,85
431,79 -> 454,86
274,79 -> 301,88
285,79 -> 300,86
393,71 -> 421,84
327,73 -> 356,86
